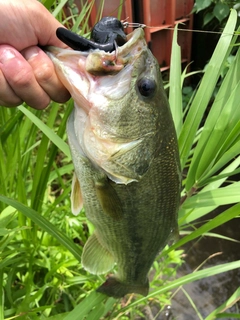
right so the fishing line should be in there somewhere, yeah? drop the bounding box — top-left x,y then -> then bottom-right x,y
148,27 -> 237,36
122,21 -> 238,37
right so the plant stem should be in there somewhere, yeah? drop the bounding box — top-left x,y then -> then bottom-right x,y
0,269 -> 4,320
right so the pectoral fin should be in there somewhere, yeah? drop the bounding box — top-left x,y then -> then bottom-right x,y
70,173 -> 83,215
95,178 -> 123,220
82,232 -> 115,274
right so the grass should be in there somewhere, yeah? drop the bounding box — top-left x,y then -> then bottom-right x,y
0,1 -> 240,319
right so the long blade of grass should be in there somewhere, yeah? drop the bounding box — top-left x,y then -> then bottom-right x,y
178,9 -> 237,172
37,103 -> 73,211
0,140 -> 7,206
179,154 -> 240,224
182,182 -> 240,209
71,1 -> 94,34
117,0 -> 124,20
28,103 -> 60,211
180,230 -> 240,243
63,291 -> 116,320
181,287 -> 203,320
170,202 -> 240,252
47,314 -> 69,320
212,314 -> 240,319
52,0 -> 69,18
42,0 -> 57,10
84,302 -> 105,320
0,269 -> 4,320
18,105 -> 71,159
0,109 -> 24,143
186,47 -> 240,189
206,287 -> 240,320
0,195 -> 82,262
199,152 -> 240,187
169,25 -> 182,137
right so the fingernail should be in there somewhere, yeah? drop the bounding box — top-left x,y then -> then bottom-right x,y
0,49 -> 16,63
22,47 -> 39,61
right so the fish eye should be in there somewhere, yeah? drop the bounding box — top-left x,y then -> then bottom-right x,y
137,78 -> 156,97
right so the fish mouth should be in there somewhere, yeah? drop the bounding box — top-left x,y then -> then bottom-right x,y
85,27 -> 146,74
46,28 -> 146,112
47,27 -> 146,72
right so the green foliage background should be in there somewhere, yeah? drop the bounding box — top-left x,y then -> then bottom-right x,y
193,0 -> 240,26
0,1 -> 240,319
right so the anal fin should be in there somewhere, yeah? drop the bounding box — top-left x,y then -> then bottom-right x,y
82,232 -> 115,275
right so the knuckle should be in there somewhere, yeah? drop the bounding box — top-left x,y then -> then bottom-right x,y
0,70 -> 23,106
12,67 -> 33,88
34,63 -> 54,83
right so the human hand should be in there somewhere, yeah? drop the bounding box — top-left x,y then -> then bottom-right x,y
0,0 -> 71,109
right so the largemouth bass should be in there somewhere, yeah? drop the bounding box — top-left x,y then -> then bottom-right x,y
47,25 -> 181,298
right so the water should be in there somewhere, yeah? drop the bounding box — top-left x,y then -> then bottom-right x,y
134,209 -> 240,320
170,212 -> 240,319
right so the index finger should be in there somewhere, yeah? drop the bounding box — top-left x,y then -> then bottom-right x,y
0,45 -> 51,109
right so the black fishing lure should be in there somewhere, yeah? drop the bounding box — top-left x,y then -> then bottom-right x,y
56,17 -> 127,52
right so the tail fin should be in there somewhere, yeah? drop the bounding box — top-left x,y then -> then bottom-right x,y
97,276 -> 149,298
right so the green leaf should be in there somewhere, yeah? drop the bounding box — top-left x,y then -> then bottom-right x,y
51,0 -> 69,17
0,256 -> 23,269
203,12 -> 214,26
18,103 -> 73,212
195,0 -> 212,12
0,269 -> 4,320
0,195 -> 82,262
180,10 -> 238,188
206,287 -> 240,320
182,182 -> 240,209
18,105 -> 71,159
213,314 -> 240,319
185,46 -> 240,189
181,287 -> 204,320
213,3 -> 230,22
179,155 -> 240,224
47,314 -> 69,320
175,203 -> 240,251
85,302 -> 105,320
71,1 -> 94,34
63,291 -> 116,320
181,230 -> 240,243
0,110 -> 24,143
41,0 -> 56,10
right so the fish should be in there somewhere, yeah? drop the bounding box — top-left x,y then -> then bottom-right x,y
46,25 -> 181,298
